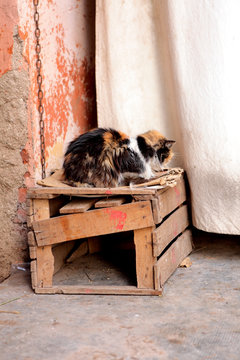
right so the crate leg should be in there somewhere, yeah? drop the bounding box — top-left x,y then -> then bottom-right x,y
36,246 -> 54,288
134,227 -> 155,289
32,199 -> 54,288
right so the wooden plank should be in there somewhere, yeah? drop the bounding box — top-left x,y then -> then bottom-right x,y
27,231 -> 36,246
154,229 -> 192,288
26,199 -> 33,227
153,205 -> 189,257
33,201 -> 154,247
88,237 -> 102,254
134,227 -> 155,289
66,241 -> 89,263
27,186 -> 156,199
32,199 -> 54,288
152,177 -> 187,224
30,260 -> 37,289
36,246 -> 54,287
33,199 -> 50,220
59,198 -> 96,214
95,196 -> 126,208
37,169 -> 70,189
52,241 -> 76,274
34,285 -> 162,296
29,246 -> 37,259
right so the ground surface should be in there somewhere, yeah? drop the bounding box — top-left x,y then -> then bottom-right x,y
0,231 -> 240,360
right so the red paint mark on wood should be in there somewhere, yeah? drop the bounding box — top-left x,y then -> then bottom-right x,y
104,208 -> 127,231
105,190 -> 112,195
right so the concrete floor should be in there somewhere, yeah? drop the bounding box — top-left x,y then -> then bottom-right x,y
0,230 -> 240,360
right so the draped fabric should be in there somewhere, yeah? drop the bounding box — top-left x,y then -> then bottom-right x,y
96,0 -> 240,234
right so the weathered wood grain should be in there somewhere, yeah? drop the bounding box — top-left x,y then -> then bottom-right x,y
154,229 -> 192,289
153,205 -> 189,257
134,227 -> 155,289
27,186 -> 156,199
95,196 -> 126,208
152,177 -> 187,224
33,201 -> 154,247
34,285 -> 162,296
59,198 -> 96,214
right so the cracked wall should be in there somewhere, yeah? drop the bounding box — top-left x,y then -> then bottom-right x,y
0,0 -> 96,281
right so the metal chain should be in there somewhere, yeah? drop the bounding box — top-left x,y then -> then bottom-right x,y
33,0 -> 46,179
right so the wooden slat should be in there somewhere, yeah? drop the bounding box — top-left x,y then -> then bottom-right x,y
152,177 -> 187,224
59,198 -> 96,214
27,231 -> 36,246
153,205 -> 189,257
34,285 -> 162,296
88,237 -> 102,254
26,199 -> 33,227
27,186 -> 156,199
33,199 -> 50,220
29,246 -> 37,259
52,241 -> 76,274
154,229 -> 192,288
33,201 -> 154,247
95,196 -> 126,208
32,199 -> 54,288
30,260 -> 37,289
36,246 -> 54,287
66,241 -> 88,263
134,227 -> 155,289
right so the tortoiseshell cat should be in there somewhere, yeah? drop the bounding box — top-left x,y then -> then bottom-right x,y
63,128 -> 175,187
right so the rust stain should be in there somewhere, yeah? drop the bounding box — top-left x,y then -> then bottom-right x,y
105,208 -> 127,231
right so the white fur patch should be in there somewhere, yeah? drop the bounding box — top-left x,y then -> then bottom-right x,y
129,138 -> 155,180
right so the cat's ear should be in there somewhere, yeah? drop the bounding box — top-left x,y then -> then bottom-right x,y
165,140 -> 176,149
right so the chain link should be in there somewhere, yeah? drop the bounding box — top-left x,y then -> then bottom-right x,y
33,0 -> 46,179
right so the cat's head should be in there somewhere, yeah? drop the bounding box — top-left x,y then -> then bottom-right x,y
137,130 -> 175,171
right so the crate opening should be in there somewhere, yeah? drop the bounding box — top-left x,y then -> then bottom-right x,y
53,231 -> 137,287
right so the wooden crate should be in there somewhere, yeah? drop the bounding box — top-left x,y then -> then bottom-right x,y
27,174 -> 192,295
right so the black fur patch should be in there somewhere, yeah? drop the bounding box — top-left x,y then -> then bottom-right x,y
137,136 -> 154,160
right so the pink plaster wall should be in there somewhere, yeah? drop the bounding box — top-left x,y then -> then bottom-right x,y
19,0 -> 97,180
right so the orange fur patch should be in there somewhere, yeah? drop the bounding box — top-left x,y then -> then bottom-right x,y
140,130 -> 165,146
118,130 -> 129,140
103,130 -> 129,146
103,131 -> 113,145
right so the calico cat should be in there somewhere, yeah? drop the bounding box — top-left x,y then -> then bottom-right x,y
63,128 -> 175,187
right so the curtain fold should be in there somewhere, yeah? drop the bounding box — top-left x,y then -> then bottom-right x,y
96,0 -> 240,234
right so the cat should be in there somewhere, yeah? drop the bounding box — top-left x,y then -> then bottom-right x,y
63,128 -> 175,187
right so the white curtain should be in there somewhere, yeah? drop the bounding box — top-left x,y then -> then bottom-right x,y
96,0 -> 240,235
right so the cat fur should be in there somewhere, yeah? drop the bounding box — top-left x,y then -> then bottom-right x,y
63,128 -> 175,187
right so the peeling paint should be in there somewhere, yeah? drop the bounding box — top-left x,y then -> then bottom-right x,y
0,0 -> 96,281
18,0 -> 97,178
